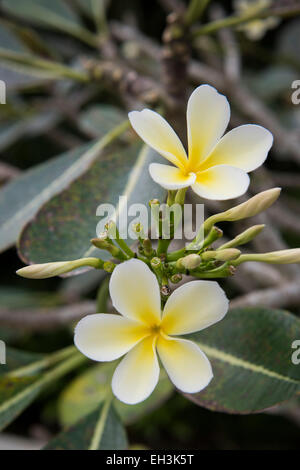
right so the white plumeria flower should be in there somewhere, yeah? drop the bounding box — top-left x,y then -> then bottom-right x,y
74,259 -> 229,405
129,84 -> 273,200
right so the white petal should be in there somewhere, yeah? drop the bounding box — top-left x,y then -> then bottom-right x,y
74,314 -> 148,362
109,259 -> 161,325
129,109 -> 188,169
187,85 -> 230,170
161,280 -> 228,335
192,164 -> 250,200
200,124 -> 273,172
157,336 -> 213,393
149,163 -> 196,190
112,335 -> 160,404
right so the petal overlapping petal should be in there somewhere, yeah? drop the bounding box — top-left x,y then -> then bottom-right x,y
199,124 -> 273,172
161,280 -> 228,335
109,259 -> 161,325
187,85 -> 230,170
74,314 -> 149,362
129,109 -> 188,169
149,163 -> 196,190
192,165 -> 250,200
157,336 -> 213,393
112,335 -> 160,404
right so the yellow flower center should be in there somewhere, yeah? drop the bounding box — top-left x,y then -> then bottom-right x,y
149,323 -> 162,335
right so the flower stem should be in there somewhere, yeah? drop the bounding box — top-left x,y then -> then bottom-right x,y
106,221 -> 134,258
96,277 -> 110,312
185,0 -> 212,26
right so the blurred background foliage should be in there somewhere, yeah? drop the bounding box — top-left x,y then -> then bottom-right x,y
0,0 -> 300,450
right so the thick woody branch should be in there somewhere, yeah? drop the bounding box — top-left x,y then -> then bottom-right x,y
83,58 -> 171,108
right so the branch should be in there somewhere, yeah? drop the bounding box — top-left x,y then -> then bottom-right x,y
0,301 -> 95,331
271,171 -> 300,189
211,4 -> 241,81
230,280 -> 300,309
158,0 -> 185,13
83,58 -> 171,108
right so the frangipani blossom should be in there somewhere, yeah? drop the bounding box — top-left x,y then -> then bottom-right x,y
129,84 -> 273,200
74,259 -> 229,404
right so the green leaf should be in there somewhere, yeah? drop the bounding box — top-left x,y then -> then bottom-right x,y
0,123 -> 128,254
0,22 -> 47,89
0,110 -> 59,153
2,0 -> 96,47
0,19 -> 59,59
0,375 -> 42,430
79,105 -> 126,138
0,353 -> 85,430
0,348 -> 44,376
18,145 -> 165,264
0,22 -> 26,53
0,48 -> 88,81
44,401 -> 128,450
185,307 -> 300,414
3,0 -> 77,35
58,362 -> 173,427
74,0 -> 108,30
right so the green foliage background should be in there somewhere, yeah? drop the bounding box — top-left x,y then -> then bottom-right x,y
0,0 -> 300,450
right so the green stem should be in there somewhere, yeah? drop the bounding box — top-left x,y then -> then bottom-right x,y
96,277 -> 110,312
175,188 -> 187,205
167,190 -> 176,206
185,0 -> 212,25
193,263 -> 235,278
166,247 -> 187,261
191,5 -> 300,37
157,239 -> 171,256
107,221 -> 134,258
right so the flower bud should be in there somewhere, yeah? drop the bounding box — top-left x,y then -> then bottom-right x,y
177,254 -> 202,270
187,225 -> 223,251
91,238 -> 123,258
103,261 -> 115,273
202,248 -> 241,262
16,257 -> 103,279
143,238 -> 154,257
97,231 -> 109,241
105,220 -> 118,240
170,273 -> 182,284
151,257 -> 162,269
234,248 -> 300,266
149,198 -> 160,207
204,188 -> 281,233
161,285 -> 171,297
218,225 -> 265,249
132,223 -> 146,240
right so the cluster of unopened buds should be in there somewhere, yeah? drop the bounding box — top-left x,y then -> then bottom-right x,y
17,85 -> 300,404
